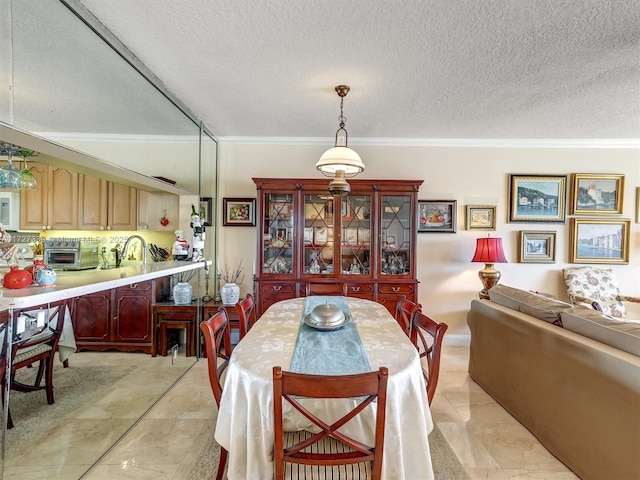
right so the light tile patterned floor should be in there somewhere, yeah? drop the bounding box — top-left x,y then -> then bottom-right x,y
83,346 -> 577,479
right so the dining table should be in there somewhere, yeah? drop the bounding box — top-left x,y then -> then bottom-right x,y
214,296 -> 435,479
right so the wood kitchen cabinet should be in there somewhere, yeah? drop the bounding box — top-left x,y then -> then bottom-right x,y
137,190 -> 179,231
78,175 -> 137,231
73,281 -> 156,353
253,178 -> 423,317
20,163 -> 79,230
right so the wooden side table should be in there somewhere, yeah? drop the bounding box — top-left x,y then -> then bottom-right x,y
202,301 -> 240,357
153,301 -> 202,357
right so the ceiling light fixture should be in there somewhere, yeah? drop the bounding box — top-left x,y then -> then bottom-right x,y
316,85 -> 365,196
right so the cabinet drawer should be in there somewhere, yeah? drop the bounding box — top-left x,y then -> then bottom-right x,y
346,283 -> 375,300
377,283 -> 415,295
258,283 -> 296,294
117,281 -> 152,293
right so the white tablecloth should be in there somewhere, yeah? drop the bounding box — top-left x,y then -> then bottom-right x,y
214,297 -> 434,480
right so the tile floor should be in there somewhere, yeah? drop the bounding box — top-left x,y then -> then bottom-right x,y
5,346 -> 579,479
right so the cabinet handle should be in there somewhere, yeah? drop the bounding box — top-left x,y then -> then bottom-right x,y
351,286 -> 361,292
113,316 -> 118,321
392,286 -> 401,292
273,285 -> 282,291
130,283 -> 138,288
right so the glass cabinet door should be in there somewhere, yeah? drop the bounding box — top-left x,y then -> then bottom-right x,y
303,194 -> 334,274
380,195 -> 412,276
340,195 -> 371,276
262,194 -> 294,274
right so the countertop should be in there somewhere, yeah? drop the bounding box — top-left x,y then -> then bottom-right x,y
0,261 -> 210,309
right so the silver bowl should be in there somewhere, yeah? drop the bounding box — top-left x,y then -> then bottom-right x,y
309,302 -> 345,325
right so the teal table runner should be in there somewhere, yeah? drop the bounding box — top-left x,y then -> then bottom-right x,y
289,296 -> 371,375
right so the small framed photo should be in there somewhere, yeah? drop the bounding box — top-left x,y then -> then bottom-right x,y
199,197 -> 213,226
569,218 -> 630,264
314,226 -> 328,244
465,205 -> 496,230
270,201 -> 290,219
418,200 -> 457,233
508,174 -> 567,223
223,197 -> 256,226
519,231 -> 556,263
303,227 -> 313,244
570,173 -> 624,215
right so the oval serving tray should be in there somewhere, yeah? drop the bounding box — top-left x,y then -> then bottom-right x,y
304,313 -> 351,331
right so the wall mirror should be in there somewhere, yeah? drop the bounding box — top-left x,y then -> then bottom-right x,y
0,0 -> 218,477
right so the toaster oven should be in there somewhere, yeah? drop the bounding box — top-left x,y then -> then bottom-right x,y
43,238 -> 99,270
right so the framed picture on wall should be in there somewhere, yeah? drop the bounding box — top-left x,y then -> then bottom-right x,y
508,174 -> 567,223
223,197 -> 256,226
570,173 -> 624,215
465,205 -> 496,230
518,230 -> 556,263
199,197 -> 213,226
417,200 -> 457,233
569,218 -> 630,264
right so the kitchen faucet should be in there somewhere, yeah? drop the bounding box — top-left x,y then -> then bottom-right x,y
121,235 -> 148,267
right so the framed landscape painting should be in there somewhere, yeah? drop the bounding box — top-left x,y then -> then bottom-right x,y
570,173 -> 624,215
519,230 -> 556,263
418,200 -> 457,233
569,218 -> 630,264
508,174 -> 567,223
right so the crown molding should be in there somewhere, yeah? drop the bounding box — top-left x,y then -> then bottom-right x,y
32,132 -> 640,149
219,136 -> 640,148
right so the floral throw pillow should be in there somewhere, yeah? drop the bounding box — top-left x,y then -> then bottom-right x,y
563,267 -> 626,318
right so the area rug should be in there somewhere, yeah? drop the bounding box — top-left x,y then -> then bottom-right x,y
188,423 -> 470,479
5,364 -> 134,456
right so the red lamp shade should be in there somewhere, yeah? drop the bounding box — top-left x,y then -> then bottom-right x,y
471,237 -> 508,264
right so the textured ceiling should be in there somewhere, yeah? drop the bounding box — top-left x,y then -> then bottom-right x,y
71,0 -> 640,141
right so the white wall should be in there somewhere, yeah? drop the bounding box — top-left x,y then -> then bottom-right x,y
217,142 -> 640,344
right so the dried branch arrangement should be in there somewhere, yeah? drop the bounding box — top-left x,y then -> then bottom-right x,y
218,259 -> 244,283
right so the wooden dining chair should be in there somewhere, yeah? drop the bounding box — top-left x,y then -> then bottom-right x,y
272,366 -> 389,480
199,308 -> 230,480
2,302 -> 68,429
394,295 -> 422,338
410,310 -> 448,405
305,282 -> 347,296
234,293 -> 256,338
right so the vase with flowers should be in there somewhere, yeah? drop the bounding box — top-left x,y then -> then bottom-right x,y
218,260 -> 244,305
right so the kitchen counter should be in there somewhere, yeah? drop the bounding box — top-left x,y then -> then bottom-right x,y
0,261 -> 209,309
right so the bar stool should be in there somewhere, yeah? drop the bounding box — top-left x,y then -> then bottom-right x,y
153,302 -> 200,357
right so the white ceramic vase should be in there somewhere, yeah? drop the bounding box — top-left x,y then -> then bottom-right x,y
221,282 -> 240,305
173,282 -> 192,305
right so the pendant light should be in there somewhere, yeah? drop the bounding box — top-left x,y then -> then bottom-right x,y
316,85 -> 365,196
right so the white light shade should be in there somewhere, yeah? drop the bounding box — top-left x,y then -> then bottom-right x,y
316,146 -> 365,178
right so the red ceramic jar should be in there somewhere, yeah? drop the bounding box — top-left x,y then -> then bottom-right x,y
3,266 -> 34,289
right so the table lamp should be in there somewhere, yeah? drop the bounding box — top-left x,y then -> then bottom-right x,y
471,236 -> 508,299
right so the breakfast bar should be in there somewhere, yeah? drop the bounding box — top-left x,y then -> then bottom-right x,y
0,261 -> 207,310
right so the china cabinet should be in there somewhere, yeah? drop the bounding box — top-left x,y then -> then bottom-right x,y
253,178 -> 423,317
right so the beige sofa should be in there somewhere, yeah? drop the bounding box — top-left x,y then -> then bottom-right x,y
467,285 -> 640,480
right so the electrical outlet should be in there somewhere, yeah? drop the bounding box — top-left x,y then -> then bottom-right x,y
36,311 -> 46,328
16,315 -> 26,334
